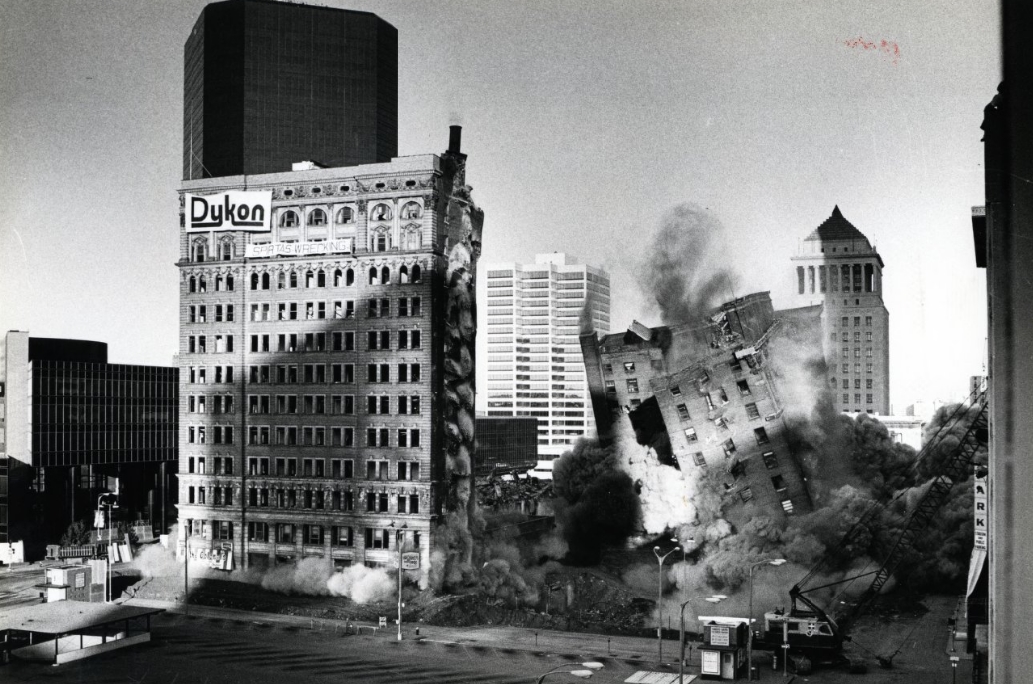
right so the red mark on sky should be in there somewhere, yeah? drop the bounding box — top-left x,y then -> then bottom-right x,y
844,36 -> 901,65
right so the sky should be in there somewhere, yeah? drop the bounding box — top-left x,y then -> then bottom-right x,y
0,0 -> 1000,413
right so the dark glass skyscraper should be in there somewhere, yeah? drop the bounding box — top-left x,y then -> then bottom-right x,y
183,0 -> 398,180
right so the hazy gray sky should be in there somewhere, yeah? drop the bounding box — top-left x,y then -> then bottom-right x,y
0,0 -> 999,412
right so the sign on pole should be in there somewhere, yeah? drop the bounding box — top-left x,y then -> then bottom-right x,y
401,552 -> 421,570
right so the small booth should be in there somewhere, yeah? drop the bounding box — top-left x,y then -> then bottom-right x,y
698,616 -> 750,680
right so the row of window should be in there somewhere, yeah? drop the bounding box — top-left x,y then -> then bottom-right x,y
838,315 -> 874,327
241,458 -> 421,481
833,378 -> 875,390
187,486 -> 424,515
277,202 -> 424,229
840,363 -> 875,374
842,393 -> 876,404
236,297 -> 422,323
231,394 -> 420,416
683,426 -> 769,447
838,347 -> 875,358
185,519 -> 421,550
236,426 -> 423,448
832,331 -> 875,342
188,305 -> 234,323
244,265 -> 422,291
245,363 -> 422,385
797,263 -> 878,295
244,330 -> 422,354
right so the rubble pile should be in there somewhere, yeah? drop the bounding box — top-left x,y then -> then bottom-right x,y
476,473 -> 553,513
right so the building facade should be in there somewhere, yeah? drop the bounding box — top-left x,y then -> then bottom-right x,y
176,132 -> 476,588
581,293 -> 817,526
473,416 -> 538,476
184,0 -> 397,180
482,254 -> 610,458
790,206 -> 890,415
0,332 -> 177,559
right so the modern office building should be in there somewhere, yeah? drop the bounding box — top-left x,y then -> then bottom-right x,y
0,332 -> 178,559
184,0 -> 397,180
581,293 -> 818,525
473,416 -> 538,476
789,207 -> 890,415
176,128 -> 478,588
482,254 -> 610,458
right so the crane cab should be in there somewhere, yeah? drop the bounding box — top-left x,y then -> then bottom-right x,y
762,610 -> 839,650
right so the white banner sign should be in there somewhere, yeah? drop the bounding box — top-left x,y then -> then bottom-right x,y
186,191 -> 272,232
974,473 -> 988,550
701,651 -> 720,674
245,238 -> 353,258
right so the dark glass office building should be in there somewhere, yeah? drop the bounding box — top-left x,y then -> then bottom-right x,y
184,0 -> 398,179
0,332 -> 178,559
474,416 -> 539,476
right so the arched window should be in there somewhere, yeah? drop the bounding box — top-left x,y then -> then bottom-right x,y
376,234 -> 387,252
400,202 -> 422,220
381,266 -> 391,284
336,207 -> 354,224
279,210 -> 300,228
289,271 -> 298,288
215,275 -> 224,291
192,239 -> 207,263
399,265 -> 409,284
278,272 -> 287,289
261,273 -> 270,290
346,268 -> 354,286
308,208 -> 327,226
198,276 -> 207,293
305,270 -> 315,288
334,268 -> 343,287
411,264 -> 421,283
220,238 -> 233,261
188,276 -> 197,293
251,273 -> 260,290
368,267 -> 379,285
317,269 -> 326,287
371,204 -> 392,221
864,264 -> 875,292
226,275 -> 234,291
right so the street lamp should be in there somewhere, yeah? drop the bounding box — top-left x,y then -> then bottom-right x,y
653,544 -> 680,662
535,661 -> 604,683
747,558 -> 786,681
390,522 -> 408,641
97,493 -> 118,603
680,595 -> 725,684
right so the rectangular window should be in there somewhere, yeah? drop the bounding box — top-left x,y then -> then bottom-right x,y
745,403 -> 760,420
753,427 -> 770,445
676,404 -> 690,420
626,378 -> 639,393
692,452 -> 706,467
683,427 -> 698,443
762,451 -> 779,469
866,393 -> 873,404
736,380 -> 751,396
722,439 -> 737,457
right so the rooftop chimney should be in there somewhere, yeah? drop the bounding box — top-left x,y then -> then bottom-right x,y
448,125 -> 462,155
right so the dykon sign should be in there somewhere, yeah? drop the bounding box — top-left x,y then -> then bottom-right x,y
186,190 -> 272,232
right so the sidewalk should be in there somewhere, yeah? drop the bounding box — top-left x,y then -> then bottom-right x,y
125,596 -> 679,664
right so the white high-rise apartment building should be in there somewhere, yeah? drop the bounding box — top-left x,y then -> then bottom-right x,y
483,254 -> 610,458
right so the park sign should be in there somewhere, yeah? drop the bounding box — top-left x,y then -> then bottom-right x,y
186,190 -> 272,232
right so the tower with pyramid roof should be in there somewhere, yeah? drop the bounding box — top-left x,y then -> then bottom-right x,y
791,206 -> 890,414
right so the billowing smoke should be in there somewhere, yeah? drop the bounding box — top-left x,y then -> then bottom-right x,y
551,439 -> 640,564
641,204 -> 739,369
326,564 -> 396,604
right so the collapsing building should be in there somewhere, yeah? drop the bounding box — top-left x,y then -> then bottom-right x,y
580,292 -> 820,524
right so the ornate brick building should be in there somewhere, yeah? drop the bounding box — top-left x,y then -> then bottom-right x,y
176,130 -> 480,588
